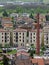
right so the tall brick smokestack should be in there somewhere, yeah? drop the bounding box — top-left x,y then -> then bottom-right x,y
36,13 -> 40,55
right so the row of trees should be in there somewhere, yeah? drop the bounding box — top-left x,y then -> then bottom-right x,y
1,6 -> 49,17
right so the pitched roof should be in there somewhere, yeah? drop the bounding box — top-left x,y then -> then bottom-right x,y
2,17 -> 12,23
29,29 -> 42,32
0,29 -> 10,32
13,28 -> 27,32
31,58 -> 44,65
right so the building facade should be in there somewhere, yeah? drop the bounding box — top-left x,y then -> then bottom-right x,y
12,28 -> 43,47
29,29 -> 42,48
0,27 -> 49,48
44,26 -> 49,47
13,28 -> 27,47
0,29 -> 10,47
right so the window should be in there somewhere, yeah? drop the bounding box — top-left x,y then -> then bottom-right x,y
46,37 -> 48,40
7,40 -> 9,41
7,33 -> 9,34
16,40 -> 18,42
33,36 -> 35,38
2,40 -> 3,42
23,33 -> 24,35
33,40 -> 35,42
20,39 -> 21,41
19,33 -> 21,35
16,37 -> 18,39
2,33 -> 3,35
33,33 -> 35,35
16,32 -> 18,35
14,36 -> 15,38
19,36 -> 21,38
14,33 -> 15,34
5,33 -> 7,35
30,40 -> 32,43
14,40 -> 15,41
7,36 -> 9,38
2,36 -> 3,38
31,33 -> 32,36
23,36 -> 24,39
5,36 -> 7,39
23,40 -> 24,42
5,40 -> 7,42
46,34 -> 48,40
30,37 -> 32,39
21,44 -> 22,46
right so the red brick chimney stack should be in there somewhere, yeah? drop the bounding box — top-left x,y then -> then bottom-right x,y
36,13 -> 40,55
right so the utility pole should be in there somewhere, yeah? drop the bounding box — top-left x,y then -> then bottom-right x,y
36,13 -> 40,55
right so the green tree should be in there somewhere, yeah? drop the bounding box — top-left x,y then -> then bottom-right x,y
11,17 -> 14,23
28,44 -> 35,58
30,50 -> 34,58
29,13 -> 33,19
2,10 -> 8,17
46,15 -> 49,21
3,55 -> 9,65
11,17 -> 16,28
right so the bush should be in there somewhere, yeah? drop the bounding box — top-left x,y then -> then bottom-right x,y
7,49 -> 12,52
0,44 -> 2,48
3,55 -> 9,65
4,44 -> 10,48
2,10 -> 9,17
30,50 -> 34,58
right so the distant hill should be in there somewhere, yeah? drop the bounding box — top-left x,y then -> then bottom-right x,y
43,0 -> 49,4
0,0 -> 49,4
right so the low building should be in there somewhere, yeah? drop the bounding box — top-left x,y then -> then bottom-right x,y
21,13 -> 30,17
1,17 -> 13,29
10,13 -> 19,17
31,58 -> 44,65
2,22 -> 13,29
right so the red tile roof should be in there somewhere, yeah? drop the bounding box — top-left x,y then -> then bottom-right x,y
29,29 -> 42,32
2,17 -> 12,21
13,28 -> 27,32
31,58 -> 44,65
0,29 -> 10,32
3,23 -> 13,27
